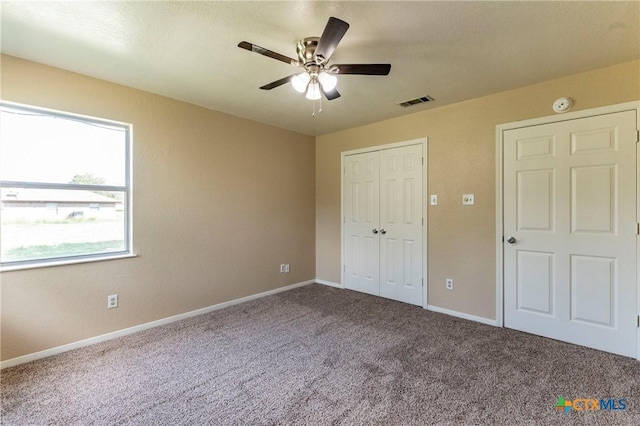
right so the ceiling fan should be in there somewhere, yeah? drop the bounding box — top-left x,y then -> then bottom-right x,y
238,17 -> 391,101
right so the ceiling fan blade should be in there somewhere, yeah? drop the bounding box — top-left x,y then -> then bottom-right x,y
259,75 -> 295,90
322,87 -> 341,101
314,17 -> 349,63
238,41 -> 296,65
331,64 -> 391,75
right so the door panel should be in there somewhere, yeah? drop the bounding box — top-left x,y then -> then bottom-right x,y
504,110 -> 637,357
571,165 -> 615,234
570,255 -> 615,326
516,250 -> 554,315
344,151 -> 380,296
517,169 -> 554,231
379,145 -> 423,306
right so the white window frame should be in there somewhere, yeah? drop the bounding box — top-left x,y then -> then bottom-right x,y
0,101 -> 134,271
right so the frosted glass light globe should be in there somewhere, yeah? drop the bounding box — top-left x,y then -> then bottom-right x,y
305,82 -> 321,100
318,72 -> 337,92
291,72 -> 310,93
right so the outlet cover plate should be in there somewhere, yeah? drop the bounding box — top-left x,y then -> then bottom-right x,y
462,194 -> 474,205
107,294 -> 118,309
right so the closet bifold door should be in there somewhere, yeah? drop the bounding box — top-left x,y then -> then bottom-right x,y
343,144 -> 424,306
344,151 -> 381,296
379,145 -> 423,306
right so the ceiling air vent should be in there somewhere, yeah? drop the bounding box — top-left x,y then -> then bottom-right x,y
398,95 -> 434,107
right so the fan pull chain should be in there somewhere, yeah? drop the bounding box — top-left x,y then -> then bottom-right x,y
311,95 -> 323,118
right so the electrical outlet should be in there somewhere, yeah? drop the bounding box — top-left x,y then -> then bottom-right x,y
462,194 -> 474,205
279,264 -> 291,273
107,294 -> 118,309
445,279 -> 454,290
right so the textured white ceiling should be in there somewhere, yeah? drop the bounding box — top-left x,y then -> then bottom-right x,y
2,1 -> 639,136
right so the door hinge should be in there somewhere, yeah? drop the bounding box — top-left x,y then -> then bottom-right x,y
422,218 -> 424,226
636,130 -> 639,143
422,157 -> 424,165
637,315 -> 639,327
636,223 -> 639,235
422,278 -> 424,287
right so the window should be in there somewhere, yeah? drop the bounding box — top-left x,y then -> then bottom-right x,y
0,102 -> 132,269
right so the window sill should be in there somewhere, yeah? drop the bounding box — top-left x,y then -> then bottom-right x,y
0,253 -> 138,273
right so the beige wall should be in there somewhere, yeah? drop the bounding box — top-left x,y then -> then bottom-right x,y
316,60 -> 640,321
2,55 -> 639,362
0,55 -> 316,361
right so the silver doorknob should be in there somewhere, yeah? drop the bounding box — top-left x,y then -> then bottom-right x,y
380,229 -> 386,235
372,228 -> 378,234
506,236 -> 516,244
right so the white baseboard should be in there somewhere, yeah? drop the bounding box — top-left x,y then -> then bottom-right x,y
427,304 -> 498,327
1,280 -> 315,370
2,281 -> 503,369
315,279 -> 343,288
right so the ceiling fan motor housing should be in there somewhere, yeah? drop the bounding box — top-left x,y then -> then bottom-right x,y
297,37 -> 323,69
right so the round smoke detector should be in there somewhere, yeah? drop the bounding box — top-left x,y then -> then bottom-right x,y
553,97 -> 573,113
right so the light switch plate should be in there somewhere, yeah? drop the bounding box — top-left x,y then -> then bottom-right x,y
463,194 -> 474,205
430,195 -> 438,205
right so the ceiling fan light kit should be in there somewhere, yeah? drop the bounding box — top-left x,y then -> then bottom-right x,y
238,16 -> 391,110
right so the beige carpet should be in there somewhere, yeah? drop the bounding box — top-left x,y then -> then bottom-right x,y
2,283 -> 639,425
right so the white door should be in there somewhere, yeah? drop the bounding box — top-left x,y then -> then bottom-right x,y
344,144 -> 424,306
503,110 -> 637,357
379,145 -> 424,305
344,151 -> 380,296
